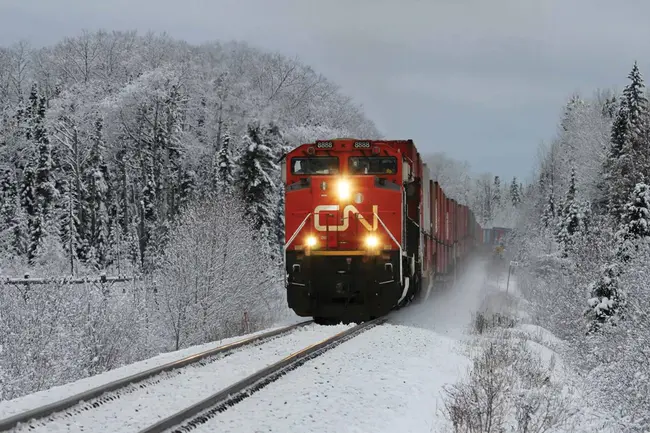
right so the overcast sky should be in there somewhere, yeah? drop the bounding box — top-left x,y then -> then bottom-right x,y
1,0 -> 649,182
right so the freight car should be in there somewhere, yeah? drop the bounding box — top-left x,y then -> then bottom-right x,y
482,226 -> 512,246
281,138 -> 482,324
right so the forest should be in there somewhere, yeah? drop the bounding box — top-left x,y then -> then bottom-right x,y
510,62 -> 650,429
0,30 -> 517,401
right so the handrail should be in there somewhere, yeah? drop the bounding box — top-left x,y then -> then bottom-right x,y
283,213 -> 312,251
373,210 -> 403,284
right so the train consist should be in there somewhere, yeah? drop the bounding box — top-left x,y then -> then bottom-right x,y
482,226 -> 512,246
281,138 -> 483,324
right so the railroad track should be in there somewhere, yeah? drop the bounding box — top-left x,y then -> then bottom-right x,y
138,317 -> 385,433
0,317 -> 383,433
0,319 -> 317,432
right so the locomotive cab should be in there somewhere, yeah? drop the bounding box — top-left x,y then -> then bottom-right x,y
282,139 -> 420,323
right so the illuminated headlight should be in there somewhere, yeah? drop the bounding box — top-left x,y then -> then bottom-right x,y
365,234 -> 379,249
337,179 -> 351,200
306,235 -> 317,248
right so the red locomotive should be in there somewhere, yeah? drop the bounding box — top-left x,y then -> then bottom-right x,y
281,138 -> 482,324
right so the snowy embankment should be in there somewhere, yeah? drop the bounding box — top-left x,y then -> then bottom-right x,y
446,261 -> 620,433
0,259 -> 487,432
1,257 -> 616,432
0,323 -> 350,422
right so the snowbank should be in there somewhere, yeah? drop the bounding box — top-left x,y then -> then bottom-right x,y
460,266 -> 620,433
0,321 -> 309,419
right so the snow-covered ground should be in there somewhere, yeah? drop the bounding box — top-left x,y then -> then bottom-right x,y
195,323 -> 470,433
2,323 -> 354,433
0,324 -> 292,420
3,256 -> 615,433
463,260 -> 620,433
176,258 -> 496,433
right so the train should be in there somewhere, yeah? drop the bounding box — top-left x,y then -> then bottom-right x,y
281,138 -> 483,324
482,226 -> 512,246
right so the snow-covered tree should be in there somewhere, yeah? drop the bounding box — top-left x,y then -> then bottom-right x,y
605,62 -> 649,222
541,190 -> 556,230
154,194 -> 274,349
555,167 -> 590,256
510,177 -> 521,207
0,29 -> 382,401
615,182 -> 650,263
493,176 -> 501,207
235,123 -> 278,240
585,262 -> 623,333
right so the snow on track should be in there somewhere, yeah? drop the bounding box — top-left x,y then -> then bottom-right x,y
0,325 -> 295,420
190,323 -> 471,433
8,323 -> 353,433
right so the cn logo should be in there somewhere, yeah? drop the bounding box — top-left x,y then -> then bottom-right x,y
314,204 -> 378,232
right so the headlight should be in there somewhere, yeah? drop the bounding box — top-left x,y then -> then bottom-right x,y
337,179 -> 350,200
365,234 -> 379,248
306,235 -> 317,248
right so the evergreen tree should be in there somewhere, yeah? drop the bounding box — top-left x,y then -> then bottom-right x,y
59,179 -> 80,275
602,94 -> 617,119
492,176 -> 501,207
555,167 -> 589,255
178,169 -> 196,212
560,93 -> 582,132
0,168 -> 22,255
615,182 -> 650,263
541,191 -> 556,229
605,62 -> 649,222
33,90 -> 55,218
139,158 -> 158,269
213,123 -> 235,193
586,263 -> 623,334
510,177 -> 521,207
84,117 -> 111,268
235,123 -> 278,241
262,122 -> 291,256
20,165 -> 42,263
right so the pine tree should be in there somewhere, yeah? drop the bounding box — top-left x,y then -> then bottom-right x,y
492,176 -> 501,207
555,167 -> 589,255
0,168 -> 22,255
84,117 -> 111,269
615,182 -> 650,263
139,158 -> 158,270
602,94 -> 617,119
586,263 -> 623,334
541,191 -> 556,229
235,123 -> 278,241
21,165 -> 42,263
59,179 -> 80,275
510,177 -> 521,207
213,123 -> 235,193
262,122 -> 290,256
33,91 -> 55,218
605,62 -> 650,222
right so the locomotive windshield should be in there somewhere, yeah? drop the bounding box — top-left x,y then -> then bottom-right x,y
291,156 -> 339,175
349,156 -> 398,175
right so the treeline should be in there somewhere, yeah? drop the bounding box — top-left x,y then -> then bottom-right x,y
0,30 -> 379,401
0,30 -> 379,277
513,62 -> 650,429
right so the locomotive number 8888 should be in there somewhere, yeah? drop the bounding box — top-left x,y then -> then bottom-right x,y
281,138 -> 481,325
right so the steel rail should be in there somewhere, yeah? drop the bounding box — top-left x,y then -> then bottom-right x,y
0,319 -> 314,432
138,317 -> 385,433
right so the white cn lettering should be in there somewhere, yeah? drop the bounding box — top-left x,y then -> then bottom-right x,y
314,204 -> 378,232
